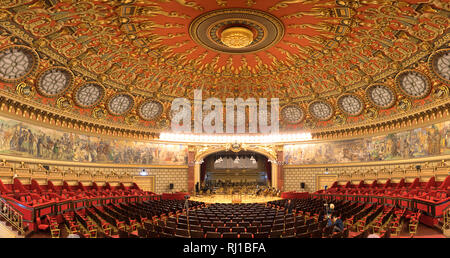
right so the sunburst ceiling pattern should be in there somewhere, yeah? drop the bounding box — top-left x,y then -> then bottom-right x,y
0,0 -> 448,136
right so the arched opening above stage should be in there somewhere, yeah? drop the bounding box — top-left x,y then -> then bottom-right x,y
200,151 -> 271,187
191,145 -> 280,192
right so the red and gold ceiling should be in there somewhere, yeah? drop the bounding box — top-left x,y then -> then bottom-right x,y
0,0 -> 448,137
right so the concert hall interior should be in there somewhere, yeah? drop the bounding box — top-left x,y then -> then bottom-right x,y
0,0 -> 449,240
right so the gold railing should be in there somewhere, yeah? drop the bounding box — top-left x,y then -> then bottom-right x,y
443,206 -> 450,235
0,198 -> 25,235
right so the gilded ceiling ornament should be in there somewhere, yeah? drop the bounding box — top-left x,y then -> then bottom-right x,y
56,96 -> 73,111
304,119 -> 316,129
432,84 -> 449,99
134,5 -> 191,19
247,0 -> 256,7
91,107 -> 106,120
269,0 -> 332,11
172,0 -> 204,11
287,23 -> 336,33
397,98 -> 412,112
138,21 -> 184,31
216,0 -> 227,7
125,114 -> 139,125
13,9 -> 63,37
189,8 -> 284,55
0,10 -> 12,21
334,113 -> 346,125
0,0 -> 448,135
364,107 -> 378,120
16,81 -> 35,99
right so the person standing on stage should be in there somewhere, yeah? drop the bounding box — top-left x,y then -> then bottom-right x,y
195,182 -> 199,195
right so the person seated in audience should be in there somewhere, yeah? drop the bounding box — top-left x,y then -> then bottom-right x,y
285,199 -> 295,214
331,215 -> 344,233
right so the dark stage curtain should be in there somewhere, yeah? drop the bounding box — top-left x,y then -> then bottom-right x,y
265,159 -> 271,185
200,161 -> 207,183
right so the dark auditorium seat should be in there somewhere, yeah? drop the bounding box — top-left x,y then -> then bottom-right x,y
189,230 -> 204,238
205,232 -> 221,238
222,232 -> 238,238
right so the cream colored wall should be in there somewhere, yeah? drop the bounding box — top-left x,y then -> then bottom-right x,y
152,168 -> 188,194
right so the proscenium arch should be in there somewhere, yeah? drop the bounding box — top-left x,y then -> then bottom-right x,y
193,146 -> 279,188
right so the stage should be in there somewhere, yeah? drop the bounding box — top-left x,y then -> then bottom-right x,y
189,194 -> 282,204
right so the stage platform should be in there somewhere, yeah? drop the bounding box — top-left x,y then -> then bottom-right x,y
189,194 -> 282,204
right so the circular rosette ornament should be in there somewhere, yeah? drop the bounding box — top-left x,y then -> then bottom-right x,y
56,96 -> 73,111
0,45 -> 39,83
428,48 -> 450,84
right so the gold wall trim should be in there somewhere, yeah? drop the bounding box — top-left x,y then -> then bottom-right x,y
284,154 -> 450,169
0,155 -> 188,169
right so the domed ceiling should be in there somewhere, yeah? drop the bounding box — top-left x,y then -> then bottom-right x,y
0,0 -> 448,137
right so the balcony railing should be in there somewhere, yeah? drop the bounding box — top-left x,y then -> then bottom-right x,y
0,197 -> 25,235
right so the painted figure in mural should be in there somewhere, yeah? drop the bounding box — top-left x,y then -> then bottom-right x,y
427,125 -> 441,155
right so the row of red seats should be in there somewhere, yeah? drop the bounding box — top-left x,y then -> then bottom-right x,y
323,176 -> 450,203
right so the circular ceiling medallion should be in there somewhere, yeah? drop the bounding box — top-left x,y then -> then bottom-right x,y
365,84 -> 396,109
429,48 -> 450,83
36,67 -> 73,97
395,70 -> 431,99
74,82 -> 105,108
308,101 -> 334,121
221,27 -> 254,48
281,105 -> 304,124
138,100 -> 163,120
107,93 -> 134,116
337,94 -> 364,116
0,45 -> 38,82
189,8 -> 284,54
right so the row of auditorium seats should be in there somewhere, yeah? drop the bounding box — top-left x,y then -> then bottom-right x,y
0,178 -> 149,207
319,176 -> 450,208
33,197 -> 426,238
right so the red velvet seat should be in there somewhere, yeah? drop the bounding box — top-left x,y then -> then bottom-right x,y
36,217 -> 49,231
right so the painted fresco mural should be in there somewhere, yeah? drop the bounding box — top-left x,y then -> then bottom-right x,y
0,116 -> 187,165
284,120 -> 450,165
